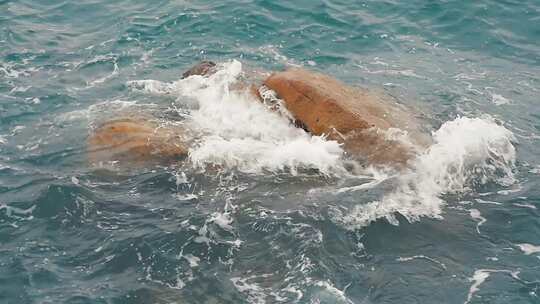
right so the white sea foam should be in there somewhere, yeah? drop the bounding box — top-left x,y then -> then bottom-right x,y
513,203 -> 536,210
258,44 -> 301,67
87,59 -> 119,86
335,173 -> 390,193
516,243 -> 540,255
183,254 -> 200,268
339,116 -> 516,228
128,61 -> 517,228
230,273 -> 289,304
313,281 -> 353,304
129,60 -> 345,175
491,93 -> 510,105
58,100 -> 144,124
475,198 -> 502,205
465,270 -> 491,304
0,62 -> 40,78
396,255 -> 447,270
0,203 -> 36,220
465,269 -> 520,304
230,276 -> 268,304
469,209 -> 486,234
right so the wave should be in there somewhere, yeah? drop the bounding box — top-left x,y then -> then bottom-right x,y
337,116 -> 516,228
128,60 -> 517,228
128,60 -> 346,176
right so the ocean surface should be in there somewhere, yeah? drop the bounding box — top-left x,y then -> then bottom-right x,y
1,1 -> 540,303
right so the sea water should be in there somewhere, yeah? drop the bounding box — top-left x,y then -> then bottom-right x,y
1,1 -> 539,303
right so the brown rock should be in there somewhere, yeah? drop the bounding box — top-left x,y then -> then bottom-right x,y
181,61 -> 217,79
88,118 -> 188,166
264,68 -> 429,165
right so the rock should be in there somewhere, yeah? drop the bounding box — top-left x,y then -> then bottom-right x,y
264,68 -> 429,165
87,64 -> 428,168
86,60 -> 215,167
88,118 -> 188,166
181,61 -> 217,79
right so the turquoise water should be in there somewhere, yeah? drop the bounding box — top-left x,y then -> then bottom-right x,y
1,1 -> 540,303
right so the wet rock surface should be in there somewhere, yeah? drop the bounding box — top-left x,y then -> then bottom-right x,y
88,118 -> 188,166
264,68 -> 429,165
181,61 -> 217,79
89,64 -> 429,167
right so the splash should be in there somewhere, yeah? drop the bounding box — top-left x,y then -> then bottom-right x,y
339,116 -> 516,228
129,62 -> 517,228
129,60 -> 345,175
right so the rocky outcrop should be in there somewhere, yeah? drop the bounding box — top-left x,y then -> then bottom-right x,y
88,118 -> 188,166
264,68 -> 429,165
88,63 -> 429,168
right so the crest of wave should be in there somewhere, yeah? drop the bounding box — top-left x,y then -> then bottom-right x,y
128,60 -> 345,175
339,116 -> 516,229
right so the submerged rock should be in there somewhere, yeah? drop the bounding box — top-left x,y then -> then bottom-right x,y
181,61 -> 217,79
88,118 -> 188,166
87,61 -> 216,167
264,68 -> 429,165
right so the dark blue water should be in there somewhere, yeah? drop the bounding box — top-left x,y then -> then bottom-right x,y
1,1 -> 540,303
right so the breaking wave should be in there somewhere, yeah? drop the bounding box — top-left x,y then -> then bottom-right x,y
128,60 -> 517,228
128,60 -> 346,175
337,116 -> 516,228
